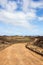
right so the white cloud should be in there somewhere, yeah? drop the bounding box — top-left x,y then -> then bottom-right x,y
0,10 -> 24,19
23,0 -> 30,12
26,9 -> 36,20
0,0 -> 17,12
0,9 -> 37,32
38,17 -> 43,21
0,0 -> 7,8
22,0 -> 43,12
31,0 -> 43,8
0,0 -> 42,34
6,1 -> 17,12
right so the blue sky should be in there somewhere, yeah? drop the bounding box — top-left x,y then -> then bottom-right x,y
0,0 -> 43,36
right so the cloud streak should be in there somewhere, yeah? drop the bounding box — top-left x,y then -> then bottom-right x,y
0,0 -> 43,35
0,9 -> 36,31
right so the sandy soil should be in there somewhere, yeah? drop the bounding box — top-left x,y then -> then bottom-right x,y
0,43 -> 43,65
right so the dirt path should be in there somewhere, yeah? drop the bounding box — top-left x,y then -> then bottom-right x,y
0,43 -> 43,65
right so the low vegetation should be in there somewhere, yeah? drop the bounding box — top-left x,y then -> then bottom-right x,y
0,36 -> 43,56
0,36 -> 30,51
26,36 -> 43,56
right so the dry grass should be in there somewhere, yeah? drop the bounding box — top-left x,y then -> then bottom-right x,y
0,36 -> 31,51
0,36 -> 43,65
26,37 -> 43,56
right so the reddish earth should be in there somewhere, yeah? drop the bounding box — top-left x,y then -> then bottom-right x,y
0,43 -> 43,65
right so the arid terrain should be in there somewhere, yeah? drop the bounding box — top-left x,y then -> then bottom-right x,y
26,36 -> 43,55
0,36 -> 43,65
0,43 -> 43,65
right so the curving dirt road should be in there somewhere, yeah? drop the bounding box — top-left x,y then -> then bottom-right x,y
0,43 -> 43,65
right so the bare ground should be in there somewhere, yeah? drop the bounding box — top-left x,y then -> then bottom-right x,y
0,43 -> 43,65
